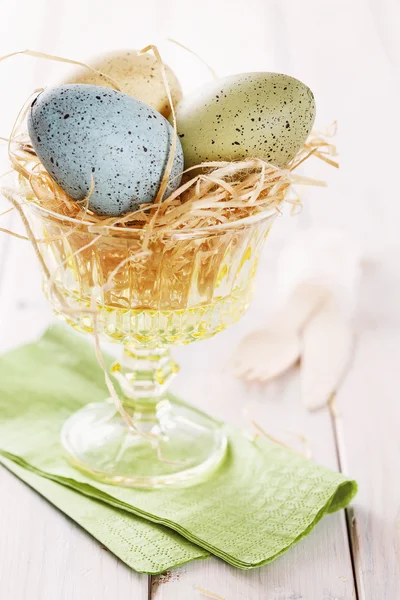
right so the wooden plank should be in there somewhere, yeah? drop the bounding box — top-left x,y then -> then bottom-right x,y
0,205 -> 148,600
0,211 -> 12,282
153,0 -> 360,595
152,244 -> 357,599
0,464 -> 149,600
151,514 -> 353,600
333,248 -> 400,599
278,0 -> 400,250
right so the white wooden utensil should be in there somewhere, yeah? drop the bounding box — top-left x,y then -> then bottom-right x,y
300,294 -> 354,411
230,283 -> 329,382
231,228 -> 362,407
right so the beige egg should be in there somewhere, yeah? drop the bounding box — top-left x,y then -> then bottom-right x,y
65,50 -> 182,118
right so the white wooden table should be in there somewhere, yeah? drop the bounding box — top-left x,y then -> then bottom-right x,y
0,1 -> 399,598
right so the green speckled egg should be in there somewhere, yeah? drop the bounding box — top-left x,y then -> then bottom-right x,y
174,72 -> 316,168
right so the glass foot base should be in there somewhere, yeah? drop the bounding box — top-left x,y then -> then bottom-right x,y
61,397 -> 227,488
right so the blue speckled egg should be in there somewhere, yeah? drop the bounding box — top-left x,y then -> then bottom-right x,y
27,84 -> 184,216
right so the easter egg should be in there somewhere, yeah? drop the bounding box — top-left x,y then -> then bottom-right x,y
65,50 -> 182,118
27,84 -> 184,217
174,72 -> 316,168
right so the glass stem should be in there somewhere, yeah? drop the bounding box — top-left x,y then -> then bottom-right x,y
110,347 -> 179,421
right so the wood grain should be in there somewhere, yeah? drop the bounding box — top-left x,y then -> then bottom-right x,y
333,250 -> 400,600
151,247 -> 356,599
0,234 -> 150,598
0,465 -> 149,600
151,516 -> 354,600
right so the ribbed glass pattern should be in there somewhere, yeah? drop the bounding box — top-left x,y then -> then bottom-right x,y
26,204 -> 276,347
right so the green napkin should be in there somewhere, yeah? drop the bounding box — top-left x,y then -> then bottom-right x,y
0,454 -> 208,574
0,325 -> 357,571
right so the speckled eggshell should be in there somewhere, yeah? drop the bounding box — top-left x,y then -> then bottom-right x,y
65,50 -> 182,118
27,84 -> 184,217
174,72 -> 316,168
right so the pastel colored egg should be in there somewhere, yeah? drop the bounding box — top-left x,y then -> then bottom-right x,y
174,72 -> 316,168
28,84 -> 184,217
65,50 -> 182,118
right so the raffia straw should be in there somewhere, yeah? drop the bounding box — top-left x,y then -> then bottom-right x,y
0,227 -> 28,241
103,252 -> 151,291
2,188 -> 65,307
140,44 -> 177,205
250,420 -> 294,449
0,49 -> 121,91
7,90 -> 42,183
167,38 -> 218,80
0,206 -> 14,218
250,420 -> 311,458
2,186 -> 174,460
138,44 -> 178,252
66,280 -> 187,464
328,392 -> 338,417
0,192 -> 87,244
302,122 -> 339,169
156,445 -> 189,466
3,145 -> 335,467
195,586 -> 225,600
90,286 -> 188,464
89,287 -> 157,442
7,137 -> 332,236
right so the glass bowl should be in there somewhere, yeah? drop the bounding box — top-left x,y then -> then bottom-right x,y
23,199 -> 276,488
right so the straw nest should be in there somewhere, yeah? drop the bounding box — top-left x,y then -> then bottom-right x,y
8,126 -> 337,236
2,47 -> 337,246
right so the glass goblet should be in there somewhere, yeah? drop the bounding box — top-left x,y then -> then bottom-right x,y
24,200 -> 276,488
